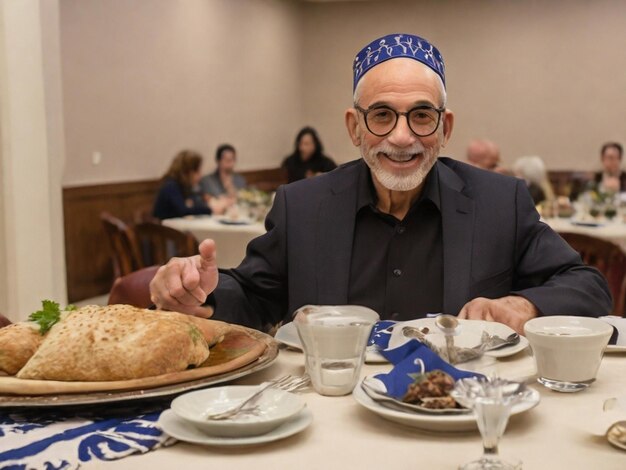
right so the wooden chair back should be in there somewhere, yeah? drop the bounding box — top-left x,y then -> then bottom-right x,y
134,221 -> 198,266
100,212 -> 144,278
560,232 -> 626,316
107,265 -> 160,308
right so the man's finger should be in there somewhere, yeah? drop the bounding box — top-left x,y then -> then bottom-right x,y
181,257 -> 207,303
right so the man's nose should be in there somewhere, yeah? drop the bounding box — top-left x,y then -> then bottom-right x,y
386,115 -> 418,147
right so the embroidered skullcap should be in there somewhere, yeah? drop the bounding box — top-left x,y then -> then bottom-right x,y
353,33 -> 445,91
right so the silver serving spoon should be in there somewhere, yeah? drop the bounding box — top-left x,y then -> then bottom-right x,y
435,315 -> 459,364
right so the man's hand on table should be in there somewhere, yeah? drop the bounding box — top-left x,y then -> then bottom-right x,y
458,296 -> 538,334
149,239 -> 218,318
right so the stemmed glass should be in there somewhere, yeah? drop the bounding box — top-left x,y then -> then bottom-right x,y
451,377 -> 534,470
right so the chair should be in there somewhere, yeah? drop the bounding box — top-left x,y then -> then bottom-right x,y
560,232 -> 626,316
134,221 -> 199,266
100,212 -> 144,278
107,265 -> 160,308
0,313 -> 11,328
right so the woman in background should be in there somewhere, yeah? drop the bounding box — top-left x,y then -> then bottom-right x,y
513,155 -> 555,205
153,150 -> 225,219
200,144 -> 247,198
282,127 -> 337,183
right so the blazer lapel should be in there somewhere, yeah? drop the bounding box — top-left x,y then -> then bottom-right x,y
438,162 -> 475,315
315,164 -> 361,305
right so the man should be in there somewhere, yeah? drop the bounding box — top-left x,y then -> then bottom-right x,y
594,142 -> 626,193
466,139 -> 507,174
150,33 -> 611,334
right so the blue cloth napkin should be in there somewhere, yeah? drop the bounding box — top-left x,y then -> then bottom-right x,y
368,321 -> 484,399
0,402 -> 175,470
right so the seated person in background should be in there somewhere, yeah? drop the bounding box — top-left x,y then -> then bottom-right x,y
282,126 -> 337,183
594,142 -> 626,193
466,139 -> 508,174
512,155 -> 555,205
199,144 -> 247,199
153,150 -> 226,220
150,33 -> 611,335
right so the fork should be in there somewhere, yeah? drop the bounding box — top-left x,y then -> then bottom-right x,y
205,374 -> 310,421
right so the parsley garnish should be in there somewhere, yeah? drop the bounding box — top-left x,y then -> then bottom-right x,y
28,300 -> 73,335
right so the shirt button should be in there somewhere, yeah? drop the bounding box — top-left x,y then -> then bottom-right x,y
396,226 -> 406,234
393,268 -> 402,277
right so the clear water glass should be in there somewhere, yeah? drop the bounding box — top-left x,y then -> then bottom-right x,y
451,377 -> 534,470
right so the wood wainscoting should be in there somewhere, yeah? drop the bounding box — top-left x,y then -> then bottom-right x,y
63,167 -> 287,302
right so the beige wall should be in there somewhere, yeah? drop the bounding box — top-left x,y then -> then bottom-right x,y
0,0 -> 66,321
60,0 -> 626,187
60,0 -> 303,186
300,0 -> 626,171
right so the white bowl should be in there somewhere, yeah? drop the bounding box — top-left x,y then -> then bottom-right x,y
170,385 -> 305,437
524,316 -> 613,384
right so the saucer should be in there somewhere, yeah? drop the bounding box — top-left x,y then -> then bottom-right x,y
159,408 -> 313,446
170,386 -> 305,437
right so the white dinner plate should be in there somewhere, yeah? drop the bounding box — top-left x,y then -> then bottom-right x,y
158,407 -> 313,446
388,318 -> 529,359
215,216 -> 254,225
353,377 -> 540,432
606,344 -> 626,353
274,322 -> 387,363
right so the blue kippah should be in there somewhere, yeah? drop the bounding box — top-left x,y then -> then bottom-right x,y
353,33 -> 445,91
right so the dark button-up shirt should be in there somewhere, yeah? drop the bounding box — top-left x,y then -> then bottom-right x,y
348,166 -> 443,320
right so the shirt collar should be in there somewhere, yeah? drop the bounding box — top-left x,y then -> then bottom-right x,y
356,160 -> 441,212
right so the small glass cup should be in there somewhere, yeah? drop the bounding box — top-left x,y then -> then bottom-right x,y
294,305 -> 379,396
524,316 -> 613,393
451,377 -> 534,470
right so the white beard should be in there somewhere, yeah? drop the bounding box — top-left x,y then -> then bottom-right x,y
360,139 -> 440,191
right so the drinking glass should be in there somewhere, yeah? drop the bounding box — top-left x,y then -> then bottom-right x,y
451,377 -> 534,470
293,305 -> 379,396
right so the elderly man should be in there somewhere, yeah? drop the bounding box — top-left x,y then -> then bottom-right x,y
466,139 -> 503,172
150,33 -> 611,334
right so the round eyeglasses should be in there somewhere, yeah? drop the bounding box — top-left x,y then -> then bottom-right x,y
354,104 -> 445,137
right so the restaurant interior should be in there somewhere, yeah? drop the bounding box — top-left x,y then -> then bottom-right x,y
1,1 -> 625,468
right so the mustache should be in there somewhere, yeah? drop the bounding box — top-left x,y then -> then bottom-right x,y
367,142 -> 426,157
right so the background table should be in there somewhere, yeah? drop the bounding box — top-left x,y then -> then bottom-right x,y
104,347 -> 626,470
163,216 -> 266,269
544,217 -> 626,253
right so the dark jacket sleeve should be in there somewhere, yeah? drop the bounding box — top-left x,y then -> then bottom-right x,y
510,179 -> 612,317
210,186 -> 289,330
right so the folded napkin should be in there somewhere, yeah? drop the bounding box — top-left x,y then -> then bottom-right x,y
368,321 -> 483,399
0,401 -> 175,470
600,316 -> 626,346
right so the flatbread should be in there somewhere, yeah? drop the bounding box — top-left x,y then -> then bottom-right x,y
0,323 -> 44,375
17,305 -> 210,381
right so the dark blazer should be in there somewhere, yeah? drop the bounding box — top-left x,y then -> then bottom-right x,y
211,158 -> 612,330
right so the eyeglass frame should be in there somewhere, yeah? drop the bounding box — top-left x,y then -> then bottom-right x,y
354,103 -> 446,137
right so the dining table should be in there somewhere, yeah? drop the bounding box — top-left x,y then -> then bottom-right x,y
101,346 -> 626,470
544,217 -> 626,253
162,216 -> 266,269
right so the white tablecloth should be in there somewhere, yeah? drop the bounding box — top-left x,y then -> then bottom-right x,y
162,216 -> 266,269
544,217 -> 626,253
102,348 -> 626,470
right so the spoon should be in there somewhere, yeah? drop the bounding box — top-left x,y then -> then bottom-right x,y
435,315 -> 459,363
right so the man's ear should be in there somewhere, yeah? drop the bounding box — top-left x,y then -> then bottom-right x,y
440,109 -> 455,148
345,108 -> 361,146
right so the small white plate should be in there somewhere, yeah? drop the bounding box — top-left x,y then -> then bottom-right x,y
353,376 -> 540,432
388,318 -> 529,359
606,345 -> 626,353
215,216 -> 254,225
171,386 -> 304,437
159,408 -> 313,446
275,322 -> 387,363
